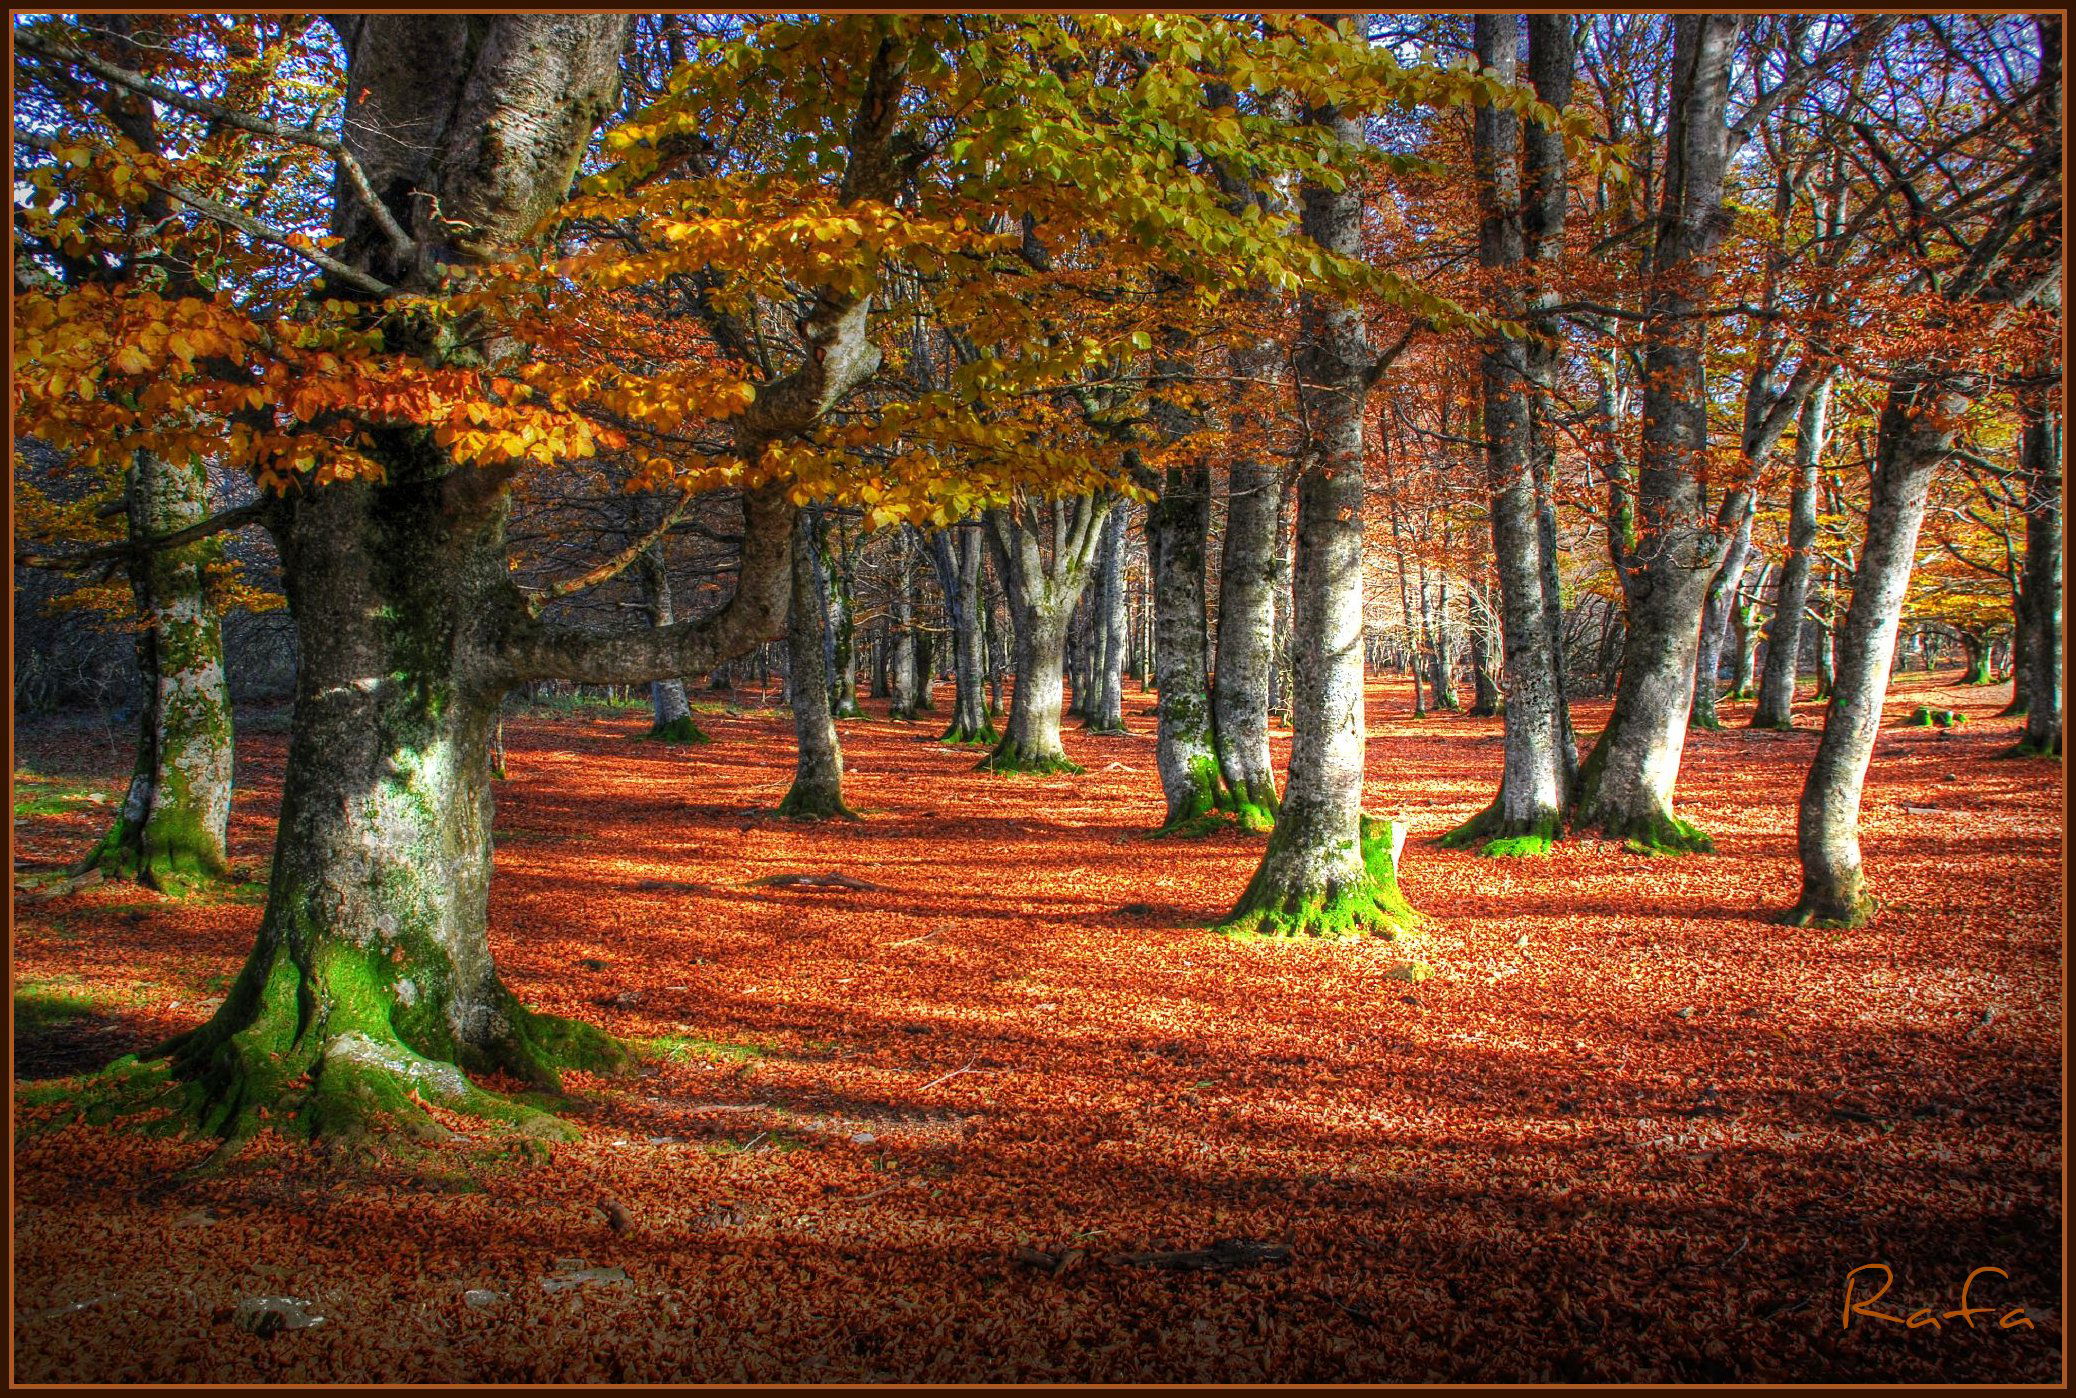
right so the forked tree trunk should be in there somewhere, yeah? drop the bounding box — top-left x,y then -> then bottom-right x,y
1754,378 -> 1831,728
981,494 -> 1110,773
1788,380 -> 1971,925
635,536 -> 704,743
1224,45 -> 1414,938
927,523 -> 994,744
780,510 -> 857,820
1692,509 -> 1754,729
1148,463 -> 1228,831
1730,562 -> 1767,698
1214,453 -> 1282,827
77,449 -> 236,890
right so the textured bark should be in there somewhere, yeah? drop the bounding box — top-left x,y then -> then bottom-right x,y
1214,452 -> 1282,827
820,515 -> 862,718
927,524 -> 994,744
139,15 -> 918,1148
779,510 -> 857,820
1226,37 -> 1415,937
77,450 -> 236,890
1445,14 -> 1569,856
1467,620 -> 1501,718
1084,505 -> 1130,734
1730,562 -> 1767,698
1148,464 -> 1227,831
1787,381 -> 1971,924
1754,378 -> 1832,727
981,495 -> 1110,773
886,530 -> 919,720
1573,17 -> 1740,854
2013,391 -> 2063,755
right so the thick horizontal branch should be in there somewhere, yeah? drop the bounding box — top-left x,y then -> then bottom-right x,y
519,489 -> 695,615
497,481 -> 796,684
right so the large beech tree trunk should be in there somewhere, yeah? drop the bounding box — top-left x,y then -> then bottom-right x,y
1214,452 -> 1282,828
78,449 -> 236,891
1754,378 -> 1832,727
1224,34 -> 1414,938
927,523 -> 994,744
1573,16 -> 1740,855
780,510 -> 856,819
1445,13 -> 1570,857
133,13 -> 909,1150
1787,381 -> 1972,925
1147,463 -> 1227,831
981,494 -> 1110,773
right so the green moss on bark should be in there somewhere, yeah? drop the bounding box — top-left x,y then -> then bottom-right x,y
1218,816 -> 1421,940
643,716 -> 711,743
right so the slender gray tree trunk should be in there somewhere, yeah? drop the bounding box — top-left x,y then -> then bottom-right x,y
635,533 -> 704,743
1754,377 -> 1832,727
1730,561 -> 1768,697
1225,38 -> 1414,937
886,529 -> 918,719
780,510 -> 857,820
1084,505 -> 1129,733
76,449 -> 236,890
1692,509 -> 1754,729
822,515 -> 862,718
1788,380 -> 1973,924
927,523 -> 994,744
1446,13 -> 1570,855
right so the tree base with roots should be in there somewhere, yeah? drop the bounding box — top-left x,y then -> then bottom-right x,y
1439,804 -> 1559,859
1780,890 -> 1876,929
1080,720 -> 1131,737
831,700 -> 865,720
1749,716 -> 1797,732
1218,817 -> 1420,940
937,722 -> 998,747
72,815 -> 232,897
775,786 -> 862,821
2002,734 -> 2061,759
976,746 -> 1083,776
54,947 -> 627,1167
1603,809 -> 1715,857
643,716 -> 710,744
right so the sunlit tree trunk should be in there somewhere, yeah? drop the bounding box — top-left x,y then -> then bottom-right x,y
981,494 -> 1110,773
886,529 -> 919,719
1083,505 -> 1129,734
1730,561 -> 1768,698
1226,30 -> 1414,937
1788,380 -> 1972,924
76,449 -> 235,891
1692,509 -> 1754,729
1214,452 -> 1281,827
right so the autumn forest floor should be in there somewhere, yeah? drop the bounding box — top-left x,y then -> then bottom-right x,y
10,670 -> 2064,1382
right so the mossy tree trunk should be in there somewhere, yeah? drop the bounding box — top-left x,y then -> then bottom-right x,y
780,510 -> 857,819
1754,377 -> 1832,727
1729,563 -> 1767,698
1214,452 -> 1282,827
78,449 -> 236,892
1787,380 -> 1973,925
1148,461 -> 1229,832
134,13 -> 910,1151
980,493 -> 1110,773
1224,52 -> 1415,937
926,522 -> 995,744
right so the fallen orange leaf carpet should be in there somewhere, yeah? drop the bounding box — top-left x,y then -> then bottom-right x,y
11,672 -> 2062,1382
